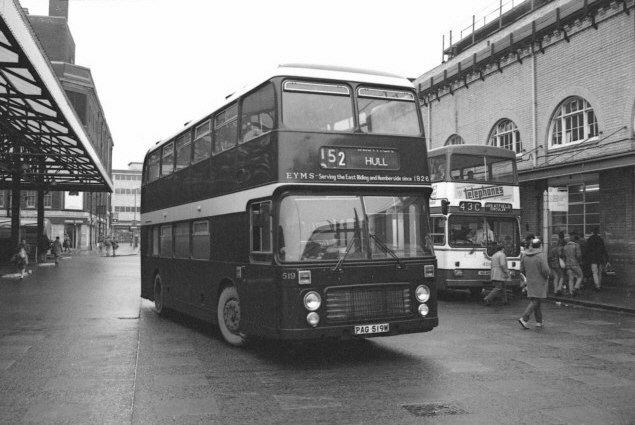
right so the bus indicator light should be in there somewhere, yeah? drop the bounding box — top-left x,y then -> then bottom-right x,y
424,265 -> 435,278
298,270 -> 311,285
418,304 -> 429,317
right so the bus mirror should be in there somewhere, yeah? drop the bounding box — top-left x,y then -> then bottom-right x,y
441,199 -> 450,215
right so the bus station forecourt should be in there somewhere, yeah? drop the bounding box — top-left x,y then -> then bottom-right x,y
1,247 -> 635,424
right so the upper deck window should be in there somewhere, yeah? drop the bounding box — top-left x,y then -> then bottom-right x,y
175,132 -> 192,170
193,120 -> 212,162
240,83 -> 275,143
161,142 -> 174,176
214,104 -> 238,154
147,150 -> 160,183
357,87 -> 421,136
282,80 -> 354,132
449,154 -> 515,183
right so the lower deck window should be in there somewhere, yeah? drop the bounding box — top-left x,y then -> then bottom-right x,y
160,225 -> 173,257
192,220 -> 210,259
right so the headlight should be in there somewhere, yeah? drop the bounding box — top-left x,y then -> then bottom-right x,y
418,304 -> 429,316
303,291 -> 321,311
453,269 -> 464,277
306,312 -> 320,327
415,285 -> 430,303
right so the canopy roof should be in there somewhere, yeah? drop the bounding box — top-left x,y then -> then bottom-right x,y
0,0 -> 112,192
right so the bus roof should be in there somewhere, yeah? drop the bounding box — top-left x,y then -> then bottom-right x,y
145,64 -> 416,158
428,145 -> 517,159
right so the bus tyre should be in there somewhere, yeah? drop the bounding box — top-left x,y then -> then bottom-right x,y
153,274 -> 166,316
217,286 -> 247,347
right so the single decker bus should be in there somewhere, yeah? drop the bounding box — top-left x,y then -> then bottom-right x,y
428,145 -> 522,297
140,64 -> 438,346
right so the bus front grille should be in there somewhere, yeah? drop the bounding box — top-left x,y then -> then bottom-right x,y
324,284 -> 412,323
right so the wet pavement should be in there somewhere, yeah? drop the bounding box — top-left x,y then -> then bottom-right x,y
1,248 -> 635,424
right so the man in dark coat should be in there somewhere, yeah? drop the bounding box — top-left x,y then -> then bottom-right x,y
586,227 -> 609,291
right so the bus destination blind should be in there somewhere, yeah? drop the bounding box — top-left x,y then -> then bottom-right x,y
320,147 -> 400,170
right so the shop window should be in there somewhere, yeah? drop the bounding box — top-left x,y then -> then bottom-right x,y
549,179 -> 599,238
549,97 -> 598,148
445,134 -> 464,145
489,119 -> 522,153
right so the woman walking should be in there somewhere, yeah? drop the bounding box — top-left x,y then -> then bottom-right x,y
518,238 -> 551,329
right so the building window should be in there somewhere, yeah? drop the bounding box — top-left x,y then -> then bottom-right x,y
445,134 -> 464,145
549,97 -> 598,148
550,179 -> 599,238
0,190 -> 4,208
489,119 -> 522,153
44,192 -> 52,208
25,191 -> 36,208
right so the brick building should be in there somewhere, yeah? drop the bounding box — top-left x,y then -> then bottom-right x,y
415,0 -> 635,285
0,0 -> 113,249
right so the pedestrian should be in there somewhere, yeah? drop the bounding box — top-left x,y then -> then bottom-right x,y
518,238 -> 551,329
112,236 -> 119,257
98,234 -> 104,254
63,235 -> 70,253
586,227 -> 609,291
548,235 -> 565,295
563,232 -> 583,296
13,240 -> 29,279
38,234 -> 50,263
52,236 -> 63,265
104,235 -> 112,257
483,243 -> 511,306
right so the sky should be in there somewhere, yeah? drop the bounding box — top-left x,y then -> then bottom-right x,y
18,0 -> 498,169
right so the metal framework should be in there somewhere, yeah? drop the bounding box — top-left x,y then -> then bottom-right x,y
0,0 -> 112,193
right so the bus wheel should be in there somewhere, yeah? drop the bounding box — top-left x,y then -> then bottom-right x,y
217,286 -> 247,347
153,274 -> 166,316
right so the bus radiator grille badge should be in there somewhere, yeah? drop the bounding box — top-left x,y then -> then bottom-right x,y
402,402 -> 467,417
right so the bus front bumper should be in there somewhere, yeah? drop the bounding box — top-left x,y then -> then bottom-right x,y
263,316 -> 438,341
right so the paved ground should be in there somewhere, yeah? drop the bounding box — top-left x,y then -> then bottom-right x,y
1,249 -> 635,424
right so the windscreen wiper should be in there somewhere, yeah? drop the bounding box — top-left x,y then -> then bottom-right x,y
369,233 -> 405,269
331,234 -> 358,273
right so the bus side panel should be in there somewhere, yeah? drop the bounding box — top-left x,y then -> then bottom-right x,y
238,264 -> 280,336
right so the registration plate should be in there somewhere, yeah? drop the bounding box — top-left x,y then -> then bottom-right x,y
478,271 -> 491,275
354,323 -> 389,335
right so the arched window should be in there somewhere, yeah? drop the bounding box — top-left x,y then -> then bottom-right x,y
445,134 -> 464,145
549,96 -> 598,147
489,119 -> 522,153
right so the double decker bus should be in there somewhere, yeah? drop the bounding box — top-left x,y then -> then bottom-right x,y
140,64 -> 438,346
428,145 -> 522,296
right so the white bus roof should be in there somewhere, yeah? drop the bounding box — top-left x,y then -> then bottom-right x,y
146,64 -> 416,156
